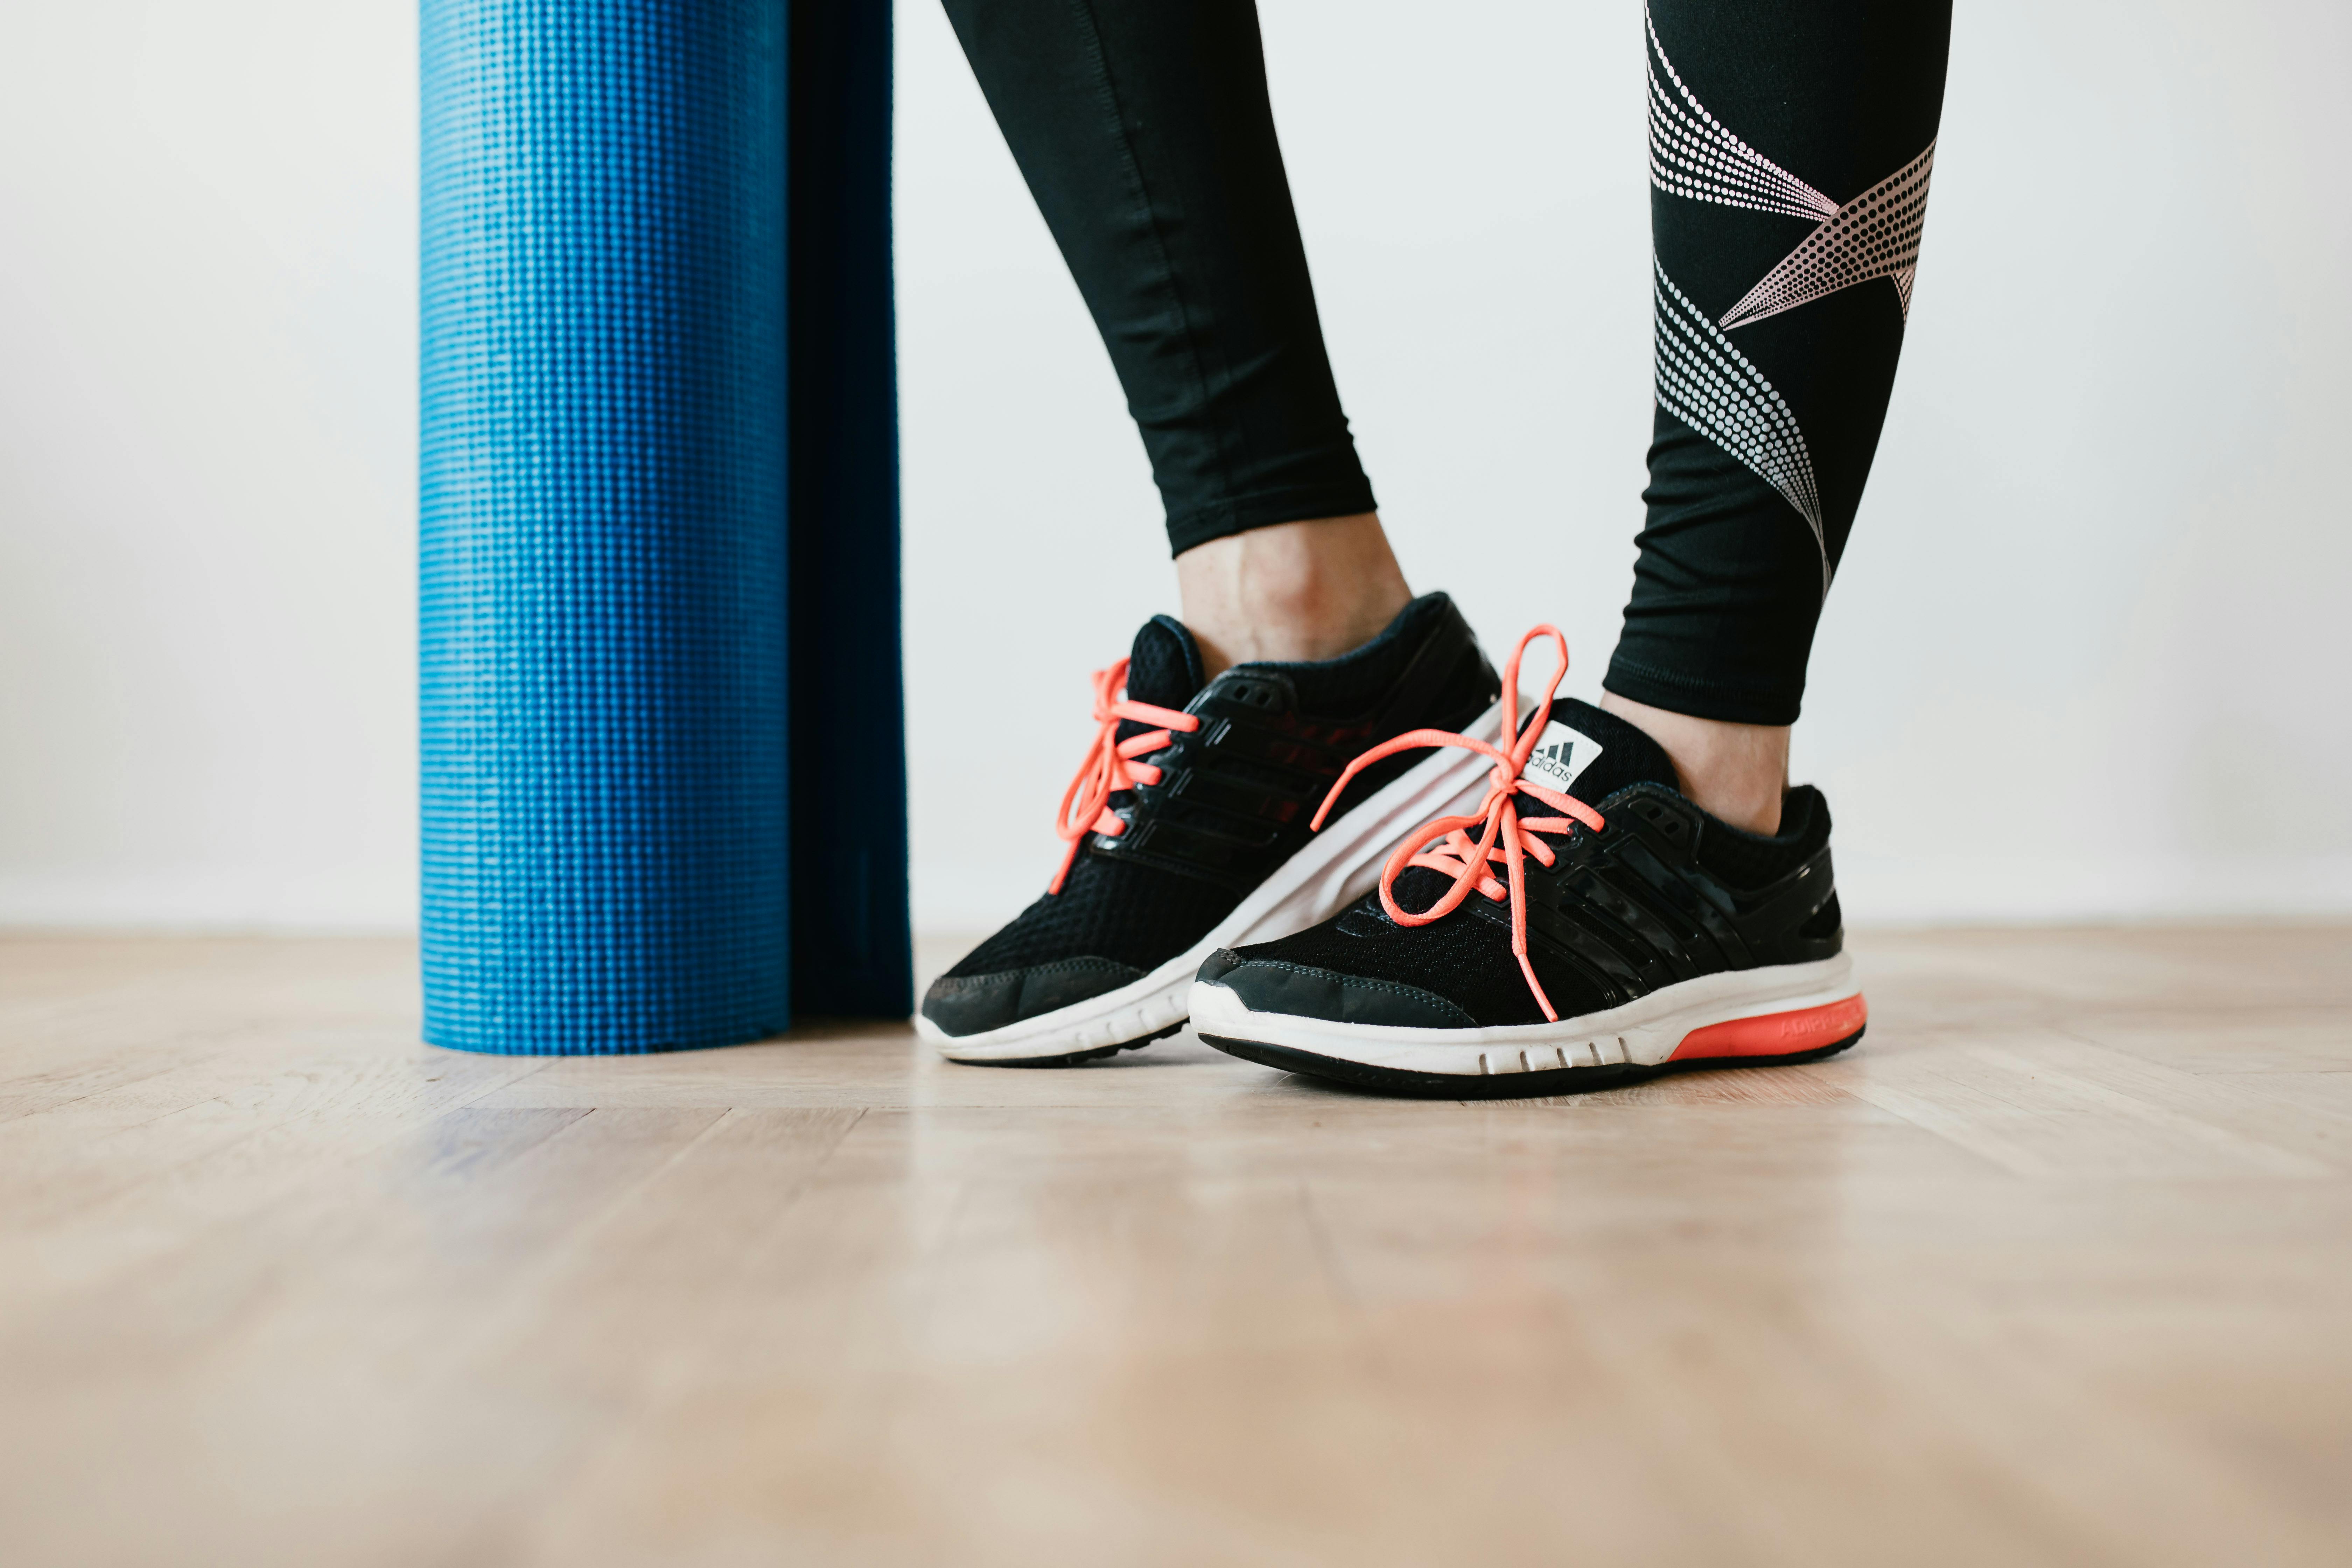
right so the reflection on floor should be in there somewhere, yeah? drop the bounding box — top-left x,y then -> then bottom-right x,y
2,925 -> 2348,1566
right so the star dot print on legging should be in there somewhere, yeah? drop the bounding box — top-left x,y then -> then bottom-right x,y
1646,2 -> 1935,329
1650,256 -> 1831,597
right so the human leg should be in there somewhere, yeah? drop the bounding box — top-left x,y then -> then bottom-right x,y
1607,0 -> 1952,831
1191,0 -> 1952,1093
1174,513 -> 1411,673
924,2 -> 1498,1063
940,0 -> 1370,547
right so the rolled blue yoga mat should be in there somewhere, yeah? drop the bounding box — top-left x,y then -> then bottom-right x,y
420,0 -> 909,1054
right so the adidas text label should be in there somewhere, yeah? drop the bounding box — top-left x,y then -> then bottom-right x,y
1519,720 -> 1606,797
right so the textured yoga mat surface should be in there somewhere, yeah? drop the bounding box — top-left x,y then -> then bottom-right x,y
421,1 -> 816,1054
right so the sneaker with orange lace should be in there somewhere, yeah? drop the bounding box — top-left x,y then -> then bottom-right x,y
1190,625 -> 1865,1097
920,593 -> 1503,1066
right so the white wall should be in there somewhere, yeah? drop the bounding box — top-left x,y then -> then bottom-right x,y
0,2 -> 416,928
1,0 -> 2345,933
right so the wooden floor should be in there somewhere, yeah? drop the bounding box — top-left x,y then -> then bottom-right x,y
3,928 -> 2349,1567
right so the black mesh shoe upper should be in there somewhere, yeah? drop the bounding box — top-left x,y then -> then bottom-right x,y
922,593 -> 1500,1037
1199,698 -> 1845,1030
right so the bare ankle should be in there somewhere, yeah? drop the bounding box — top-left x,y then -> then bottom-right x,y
1175,514 -> 1413,676
1599,691 -> 1789,836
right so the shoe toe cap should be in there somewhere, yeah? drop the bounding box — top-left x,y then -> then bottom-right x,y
1203,958 -> 1475,1029
1196,947 -> 1247,987
921,956 -> 1143,1036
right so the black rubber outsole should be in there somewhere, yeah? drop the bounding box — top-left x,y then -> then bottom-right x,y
1198,1027 -> 1865,1099
953,1020 -> 1188,1069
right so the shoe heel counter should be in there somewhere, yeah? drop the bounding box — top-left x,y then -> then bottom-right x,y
1793,889 -> 1844,959
1384,593 -> 1500,734
1785,794 -> 1842,962
1430,596 -> 1503,723
1733,844 -> 1843,965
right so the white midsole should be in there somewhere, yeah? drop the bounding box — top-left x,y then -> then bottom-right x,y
1189,952 -> 1860,1075
923,700 -> 1507,1062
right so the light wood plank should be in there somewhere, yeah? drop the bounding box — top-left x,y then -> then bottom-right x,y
1,927 -> 2348,1567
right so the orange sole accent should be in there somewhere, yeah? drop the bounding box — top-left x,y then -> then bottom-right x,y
1669,992 -> 1868,1061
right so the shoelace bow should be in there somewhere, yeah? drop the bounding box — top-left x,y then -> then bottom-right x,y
1308,625 -> 1604,1022
1049,656 -> 1202,894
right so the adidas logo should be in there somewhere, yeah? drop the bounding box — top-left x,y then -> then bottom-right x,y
1519,721 -> 1604,793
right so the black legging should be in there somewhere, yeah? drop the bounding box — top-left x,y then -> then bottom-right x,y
943,0 -> 1951,725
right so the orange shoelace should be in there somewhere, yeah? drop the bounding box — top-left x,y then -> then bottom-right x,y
1308,625 -> 1604,1022
1049,656 -> 1203,894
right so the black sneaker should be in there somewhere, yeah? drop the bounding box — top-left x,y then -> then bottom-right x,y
920,593 -> 1503,1065
1191,625 -> 1864,1097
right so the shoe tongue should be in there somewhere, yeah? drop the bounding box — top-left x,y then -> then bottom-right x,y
1511,697 -> 1677,804
1124,615 -> 1207,711
1385,698 -> 1683,913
